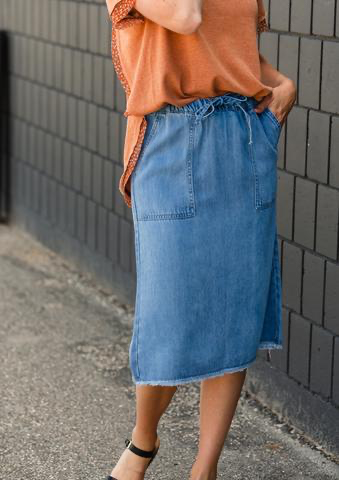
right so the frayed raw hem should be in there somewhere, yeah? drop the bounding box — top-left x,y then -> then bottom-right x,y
258,342 -> 283,362
131,355 -> 258,386
258,342 -> 283,349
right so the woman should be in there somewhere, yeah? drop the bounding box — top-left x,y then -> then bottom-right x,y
105,1 -> 296,479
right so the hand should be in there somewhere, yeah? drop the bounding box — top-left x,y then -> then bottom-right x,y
254,78 -> 297,126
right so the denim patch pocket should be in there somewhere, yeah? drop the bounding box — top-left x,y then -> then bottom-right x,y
131,112 -> 196,221
251,108 -> 281,210
265,107 -> 282,131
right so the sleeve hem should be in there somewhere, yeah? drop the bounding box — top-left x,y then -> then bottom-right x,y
257,15 -> 269,34
111,0 -> 145,29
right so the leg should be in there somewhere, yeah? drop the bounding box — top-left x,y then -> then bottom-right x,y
110,385 -> 177,479
190,369 -> 247,480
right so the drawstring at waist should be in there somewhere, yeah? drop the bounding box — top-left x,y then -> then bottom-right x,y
194,94 -> 254,145
155,92 -> 257,146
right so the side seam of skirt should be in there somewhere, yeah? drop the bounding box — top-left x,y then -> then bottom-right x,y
258,228 -> 283,361
129,174 -> 141,380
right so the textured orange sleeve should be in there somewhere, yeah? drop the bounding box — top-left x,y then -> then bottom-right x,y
257,0 -> 269,33
107,0 -> 147,207
107,0 -> 145,29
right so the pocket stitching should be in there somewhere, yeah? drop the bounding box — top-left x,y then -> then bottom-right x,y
249,142 -> 274,210
133,113 -> 161,177
137,115 -> 197,221
257,109 -> 281,156
265,108 -> 282,130
250,116 -> 278,210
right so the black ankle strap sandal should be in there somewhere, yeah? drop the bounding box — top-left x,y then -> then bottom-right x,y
106,437 -> 160,480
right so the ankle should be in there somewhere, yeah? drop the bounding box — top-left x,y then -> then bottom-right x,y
190,470 -> 217,480
190,459 -> 218,480
131,425 -> 158,450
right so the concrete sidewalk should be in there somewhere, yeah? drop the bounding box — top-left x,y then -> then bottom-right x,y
0,224 -> 338,480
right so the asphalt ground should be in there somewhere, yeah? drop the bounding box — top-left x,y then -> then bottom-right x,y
0,224 -> 338,480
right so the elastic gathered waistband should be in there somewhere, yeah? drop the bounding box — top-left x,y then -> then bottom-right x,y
156,92 -> 259,116
155,92 -> 260,145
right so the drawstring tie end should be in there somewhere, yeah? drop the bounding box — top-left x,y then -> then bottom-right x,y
195,94 -> 253,146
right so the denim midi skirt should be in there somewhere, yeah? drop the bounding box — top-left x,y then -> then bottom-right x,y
129,92 -> 283,386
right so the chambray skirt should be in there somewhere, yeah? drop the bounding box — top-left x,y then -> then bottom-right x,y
129,92 -> 283,386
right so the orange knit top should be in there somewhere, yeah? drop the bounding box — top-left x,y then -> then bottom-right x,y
106,0 -> 272,208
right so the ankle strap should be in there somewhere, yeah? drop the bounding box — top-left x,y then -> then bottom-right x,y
125,438 -> 155,458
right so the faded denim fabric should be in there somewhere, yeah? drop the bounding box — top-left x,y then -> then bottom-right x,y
130,92 -> 283,386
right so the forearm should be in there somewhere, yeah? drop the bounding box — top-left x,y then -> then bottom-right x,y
255,53 -> 297,122
259,53 -> 294,88
108,0 -> 203,34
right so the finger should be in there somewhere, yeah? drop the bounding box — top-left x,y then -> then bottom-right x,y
254,96 -> 272,113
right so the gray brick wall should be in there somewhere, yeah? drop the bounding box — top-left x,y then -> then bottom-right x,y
0,0 -> 338,432
0,0 -> 134,298
260,0 -> 339,411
